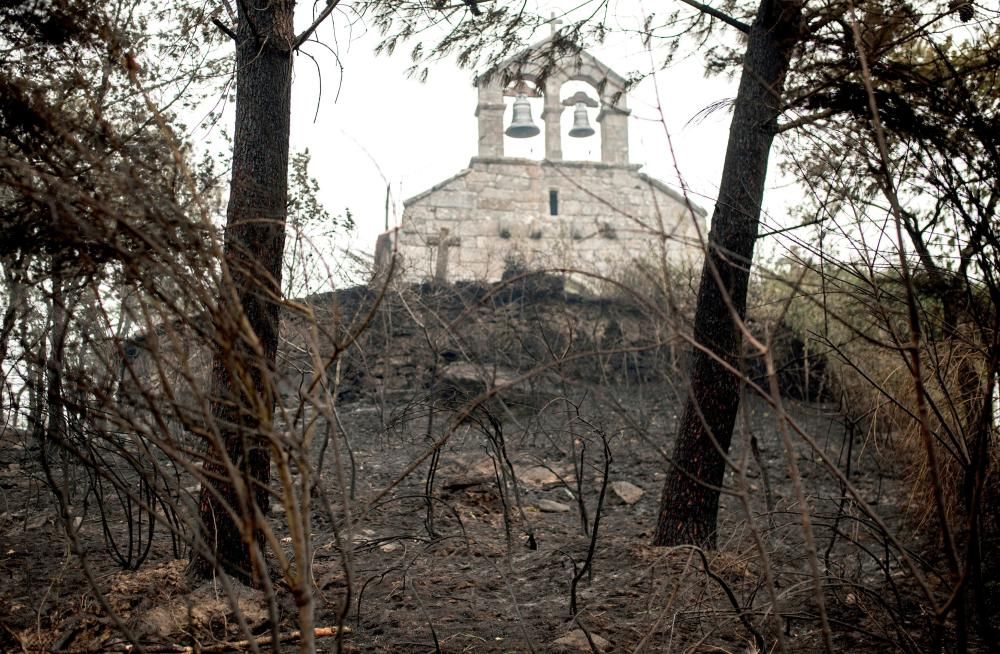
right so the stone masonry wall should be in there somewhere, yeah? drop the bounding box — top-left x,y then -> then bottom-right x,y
382,157 -> 706,293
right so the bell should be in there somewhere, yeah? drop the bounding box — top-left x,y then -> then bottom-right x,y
505,95 -> 540,138
568,102 -> 595,138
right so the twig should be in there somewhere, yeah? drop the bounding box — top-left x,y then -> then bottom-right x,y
409,579 -> 442,654
574,435 -> 590,537
211,18 -> 237,41
483,410 -> 537,549
569,427 -> 612,617
691,548 -> 766,652
573,618 -> 604,654
294,0 -> 344,49
677,0 -> 750,33
53,627 -> 352,653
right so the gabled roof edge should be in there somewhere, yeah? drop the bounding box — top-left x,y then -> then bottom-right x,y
637,172 -> 708,218
403,168 -> 473,207
476,35 -> 628,89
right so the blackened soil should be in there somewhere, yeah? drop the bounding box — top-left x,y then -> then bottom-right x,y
0,282 -> 962,652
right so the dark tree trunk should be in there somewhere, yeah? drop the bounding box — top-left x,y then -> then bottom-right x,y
0,263 -> 19,368
190,2 -> 294,584
654,0 -> 803,548
45,259 -> 67,452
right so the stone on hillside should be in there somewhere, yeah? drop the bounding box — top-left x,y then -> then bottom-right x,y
537,499 -> 571,513
553,629 -> 610,652
141,583 -> 267,639
441,361 -> 518,389
115,561 -> 267,639
439,455 -> 496,490
437,361 -> 540,409
611,480 -> 644,505
518,465 -> 563,487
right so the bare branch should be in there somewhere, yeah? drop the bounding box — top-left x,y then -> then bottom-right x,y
677,0 -> 750,34
294,0 -> 343,49
777,108 -> 836,133
222,0 -> 236,22
212,17 -> 237,41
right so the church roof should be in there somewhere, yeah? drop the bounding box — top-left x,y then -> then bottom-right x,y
637,172 -> 708,217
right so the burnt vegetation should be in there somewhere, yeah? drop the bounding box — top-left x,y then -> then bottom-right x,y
2,1 -> 999,653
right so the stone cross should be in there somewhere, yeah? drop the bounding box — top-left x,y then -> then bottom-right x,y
548,12 -> 563,35
426,227 -> 461,281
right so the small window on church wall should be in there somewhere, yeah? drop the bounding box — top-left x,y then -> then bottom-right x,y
549,190 -> 559,216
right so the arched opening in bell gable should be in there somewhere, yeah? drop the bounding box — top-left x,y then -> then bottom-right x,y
559,80 -> 602,162
501,79 -> 545,161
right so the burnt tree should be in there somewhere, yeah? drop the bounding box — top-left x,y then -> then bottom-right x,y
189,2 -> 294,582
654,0 -> 804,547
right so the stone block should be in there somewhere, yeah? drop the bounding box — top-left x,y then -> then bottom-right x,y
573,238 -> 603,254
434,207 -> 465,222
457,252 -> 488,267
501,176 -> 532,190
479,196 -> 512,211
460,218 -> 499,238
434,192 -> 475,209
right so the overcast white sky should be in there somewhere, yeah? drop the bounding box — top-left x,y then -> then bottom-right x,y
229,4 -> 804,270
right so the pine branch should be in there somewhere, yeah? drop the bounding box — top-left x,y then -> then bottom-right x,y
212,17 -> 237,41
294,0 -> 344,49
678,0 -> 751,34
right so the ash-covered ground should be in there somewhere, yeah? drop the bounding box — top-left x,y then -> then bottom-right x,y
0,280 -> 954,652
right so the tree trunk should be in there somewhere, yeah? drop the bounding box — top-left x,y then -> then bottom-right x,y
0,260 -> 21,368
190,2 -> 294,584
45,259 -> 67,452
654,0 -> 803,548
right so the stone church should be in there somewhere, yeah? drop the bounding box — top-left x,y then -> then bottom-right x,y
375,36 -> 706,293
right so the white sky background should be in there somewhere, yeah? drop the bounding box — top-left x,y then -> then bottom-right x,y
207,3 -> 810,278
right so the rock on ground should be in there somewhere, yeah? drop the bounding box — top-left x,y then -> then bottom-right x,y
553,629 -> 611,652
537,499 -> 571,513
611,480 -> 644,504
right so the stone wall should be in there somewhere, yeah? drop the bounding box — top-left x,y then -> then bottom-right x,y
379,157 -> 706,294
